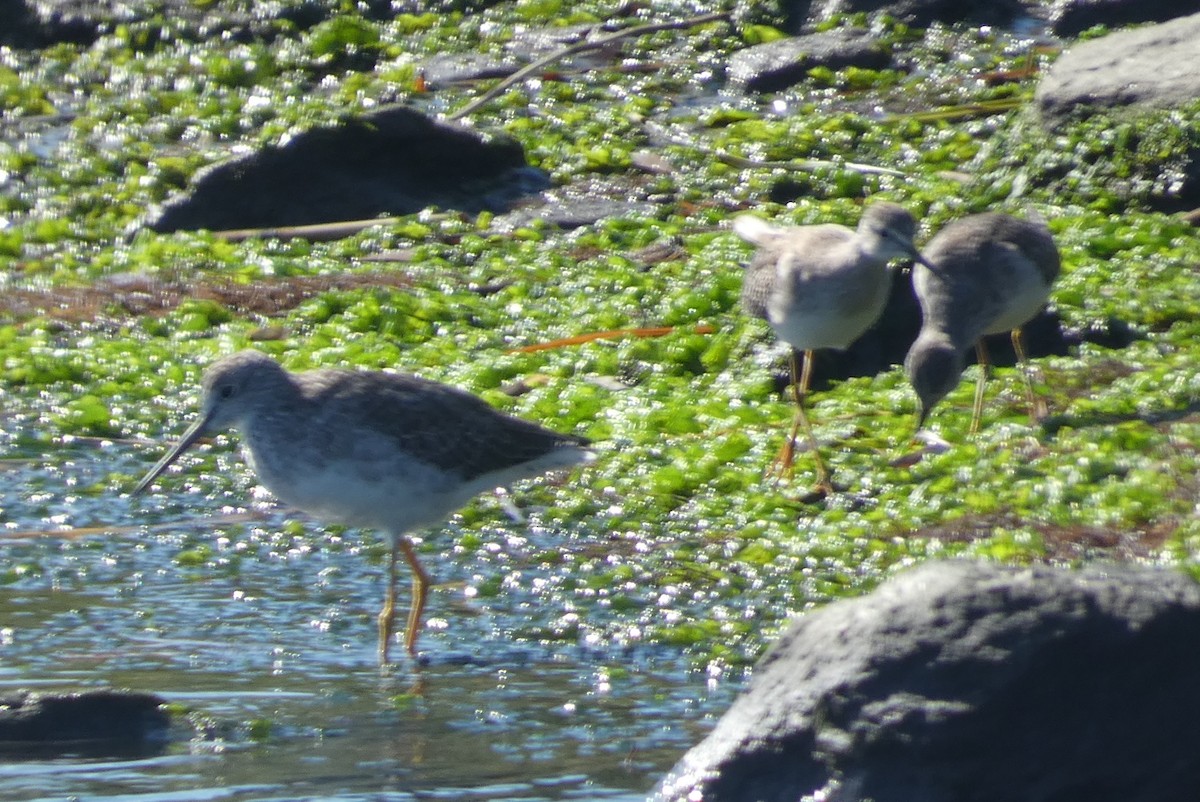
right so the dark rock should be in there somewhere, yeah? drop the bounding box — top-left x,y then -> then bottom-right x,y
1036,13 -> 1200,126
0,0 -> 400,49
0,0 -> 118,47
730,28 -> 892,93
145,106 -> 546,233
1050,0 -> 1200,37
779,0 -> 1032,34
420,22 -> 622,88
984,13 -> 1200,211
653,560 -> 1200,802
0,689 -> 170,757
0,0 -> 41,47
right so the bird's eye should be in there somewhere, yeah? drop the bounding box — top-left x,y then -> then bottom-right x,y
218,383 -> 235,400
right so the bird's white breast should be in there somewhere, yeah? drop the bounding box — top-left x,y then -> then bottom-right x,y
236,418 -> 469,531
768,250 -> 893,351
984,266 -> 1050,335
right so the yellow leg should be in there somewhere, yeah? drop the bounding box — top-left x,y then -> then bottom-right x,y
770,349 -> 832,493
1011,328 -> 1048,423
400,537 -> 430,659
378,542 -> 398,665
377,536 -> 430,664
970,340 -> 991,435
770,350 -> 803,474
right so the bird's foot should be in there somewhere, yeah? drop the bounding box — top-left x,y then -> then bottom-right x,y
796,477 -> 835,504
890,430 -> 953,468
1029,397 -> 1050,424
764,437 -> 837,501
764,436 -> 798,482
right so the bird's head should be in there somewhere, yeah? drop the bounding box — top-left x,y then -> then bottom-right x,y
859,202 -> 935,270
904,334 -> 964,431
132,350 -> 289,495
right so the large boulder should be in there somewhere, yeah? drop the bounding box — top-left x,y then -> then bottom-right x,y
145,105 -> 545,233
0,689 -> 170,756
1050,0 -> 1200,37
1036,12 -> 1200,126
776,0 -> 1031,33
653,560 -> 1200,802
0,0 -> 503,48
729,28 -> 893,93
975,12 -> 1200,211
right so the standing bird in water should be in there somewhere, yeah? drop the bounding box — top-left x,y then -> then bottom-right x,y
735,201 -> 933,493
133,350 -> 594,663
905,212 -> 1061,432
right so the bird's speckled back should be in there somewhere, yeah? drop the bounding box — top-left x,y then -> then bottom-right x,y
923,213 -> 1059,285
185,351 -> 593,532
914,213 -> 1059,343
284,366 -> 590,481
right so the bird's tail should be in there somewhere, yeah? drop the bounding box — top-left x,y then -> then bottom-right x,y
731,214 -> 781,247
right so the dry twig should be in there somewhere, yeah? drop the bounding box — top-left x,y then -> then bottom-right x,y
644,121 -> 907,178
446,10 -> 730,121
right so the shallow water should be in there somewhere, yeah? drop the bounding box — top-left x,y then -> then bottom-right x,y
0,422 -> 732,802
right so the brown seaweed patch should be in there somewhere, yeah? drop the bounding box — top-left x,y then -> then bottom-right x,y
0,271 -> 417,324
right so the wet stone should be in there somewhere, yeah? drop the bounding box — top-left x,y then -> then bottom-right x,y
0,0 -> 397,47
729,28 -> 893,93
0,689 -> 170,757
505,21 -> 606,57
1036,12 -> 1200,125
1049,0 -> 1200,37
420,20 -> 629,88
777,0 -> 1032,34
420,52 -> 523,87
654,560 -> 1200,802
144,105 -> 545,233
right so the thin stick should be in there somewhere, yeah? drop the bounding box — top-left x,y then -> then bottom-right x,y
644,122 -> 907,178
211,216 -> 407,242
885,96 -> 1025,124
446,11 -> 730,121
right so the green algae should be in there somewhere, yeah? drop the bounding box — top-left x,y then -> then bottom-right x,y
975,99 -> 1200,212
2,1 -> 1200,666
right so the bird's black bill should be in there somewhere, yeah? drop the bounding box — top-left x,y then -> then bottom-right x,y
131,414 -> 212,495
906,243 -> 937,271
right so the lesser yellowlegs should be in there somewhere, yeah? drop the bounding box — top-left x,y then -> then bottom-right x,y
905,212 -> 1060,432
132,350 -> 594,663
735,201 -> 932,492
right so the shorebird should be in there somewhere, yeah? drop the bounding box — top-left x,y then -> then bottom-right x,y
132,350 -> 594,663
735,201 -> 932,492
905,212 -> 1060,432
